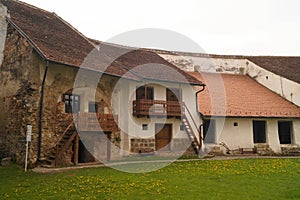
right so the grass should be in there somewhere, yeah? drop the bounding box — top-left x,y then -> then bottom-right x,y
1,158 -> 300,199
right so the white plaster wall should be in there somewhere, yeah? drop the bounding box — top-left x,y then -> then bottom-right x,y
116,79 -> 201,153
267,119 -> 281,153
246,60 -> 300,107
213,117 -> 300,153
0,5 -> 7,68
293,120 -> 300,145
216,118 -> 254,149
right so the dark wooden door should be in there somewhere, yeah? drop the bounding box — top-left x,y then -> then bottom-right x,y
155,124 -> 172,151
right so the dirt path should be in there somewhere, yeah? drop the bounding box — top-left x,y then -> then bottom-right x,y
32,155 -> 300,174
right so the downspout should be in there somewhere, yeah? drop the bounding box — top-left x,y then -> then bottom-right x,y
196,84 -> 206,116
195,84 -> 206,149
37,60 -> 49,161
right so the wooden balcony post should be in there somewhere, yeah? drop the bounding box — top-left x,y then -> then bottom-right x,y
73,134 -> 79,165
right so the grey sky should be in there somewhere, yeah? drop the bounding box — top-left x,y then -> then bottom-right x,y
21,0 -> 300,56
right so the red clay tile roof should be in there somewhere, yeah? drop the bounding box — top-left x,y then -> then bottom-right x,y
1,0 -> 202,85
247,56 -> 300,84
189,72 -> 300,118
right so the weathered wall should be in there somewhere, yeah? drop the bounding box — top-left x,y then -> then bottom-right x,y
41,64 -> 121,164
0,22 -> 122,165
0,23 -> 42,164
160,54 -> 247,74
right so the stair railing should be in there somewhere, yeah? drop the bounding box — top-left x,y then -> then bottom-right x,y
182,102 -> 203,150
54,121 -> 74,149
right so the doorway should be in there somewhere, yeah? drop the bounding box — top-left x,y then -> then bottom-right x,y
278,121 -> 293,144
203,119 -> 216,143
253,121 -> 266,143
155,124 -> 172,151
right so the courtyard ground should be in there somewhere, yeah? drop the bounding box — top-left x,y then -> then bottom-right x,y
1,157 -> 300,199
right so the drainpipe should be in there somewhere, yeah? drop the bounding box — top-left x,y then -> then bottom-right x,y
195,84 -> 206,116
195,84 -> 206,149
37,60 -> 49,161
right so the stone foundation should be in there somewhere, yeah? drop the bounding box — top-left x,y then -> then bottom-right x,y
281,145 -> 300,156
130,138 -> 155,153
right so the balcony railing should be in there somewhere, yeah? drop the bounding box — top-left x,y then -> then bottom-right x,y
133,99 -> 184,117
75,113 -> 119,132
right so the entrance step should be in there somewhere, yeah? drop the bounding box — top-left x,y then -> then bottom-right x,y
254,144 -> 274,156
281,146 -> 300,156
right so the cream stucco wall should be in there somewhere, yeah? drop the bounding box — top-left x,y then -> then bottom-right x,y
210,117 -> 300,153
114,78 -> 201,154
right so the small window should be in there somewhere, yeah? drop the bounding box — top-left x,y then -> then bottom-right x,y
63,94 -> 80,113
234,122 -> 238,127
142,124 -> 148,130
88,102 -> 98,113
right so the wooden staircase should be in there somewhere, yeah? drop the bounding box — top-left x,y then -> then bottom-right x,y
45,121 -> 78,166
181,103 -> 202,156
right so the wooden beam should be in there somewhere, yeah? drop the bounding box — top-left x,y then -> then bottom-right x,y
73,134 -> 79,165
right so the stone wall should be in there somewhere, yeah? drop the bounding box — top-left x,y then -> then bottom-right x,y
40,64 -> 121,165
0,23 -> 42,164
0,22 -> 122,166
130,138 -> 155,153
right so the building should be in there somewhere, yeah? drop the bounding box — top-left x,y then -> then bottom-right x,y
189,72 -> 300,155
0,0 -> 203,166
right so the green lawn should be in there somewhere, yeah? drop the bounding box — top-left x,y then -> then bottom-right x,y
1,158 -> 300,199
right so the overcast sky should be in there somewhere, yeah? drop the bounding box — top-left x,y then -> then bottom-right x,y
21,0 -> 300,56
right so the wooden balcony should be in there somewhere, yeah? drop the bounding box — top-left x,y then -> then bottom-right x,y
75,113 -> 119,132
133,99 -> 184,118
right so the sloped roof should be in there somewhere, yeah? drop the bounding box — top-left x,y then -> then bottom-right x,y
1,0 -> 202,85
246,56 -> 300,84
189,72 -> 300,118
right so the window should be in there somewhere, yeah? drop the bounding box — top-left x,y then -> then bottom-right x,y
203,119 -> 216,143
253,121 -> 266,143
278,121 -> 293,144
63,94 -> 80,113
166,88 -> 181,102
233,122 -> 238,127
88,102 -> 98,113
142,124 -> 148,130
136,86 -> 154,100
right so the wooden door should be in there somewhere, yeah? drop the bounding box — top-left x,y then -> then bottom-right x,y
155,124 -> 172,151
